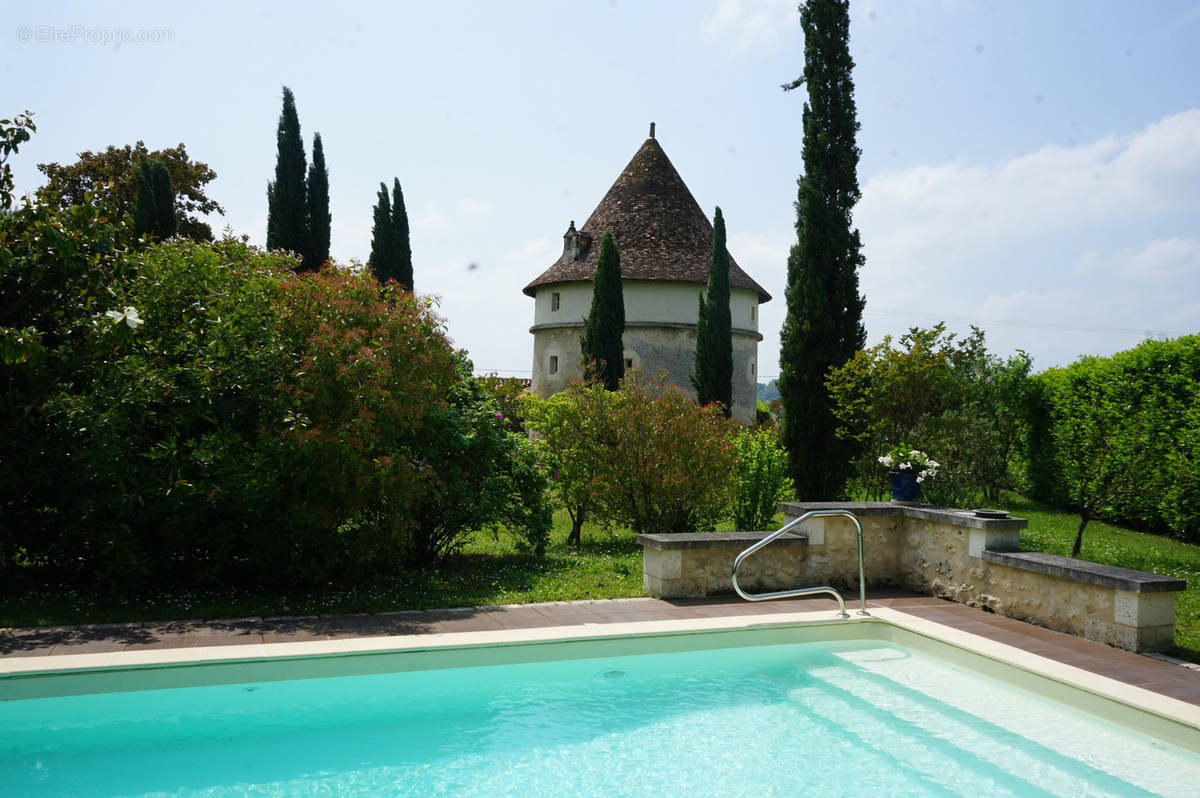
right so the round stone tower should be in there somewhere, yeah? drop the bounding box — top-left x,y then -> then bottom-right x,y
523,126 -> 771,424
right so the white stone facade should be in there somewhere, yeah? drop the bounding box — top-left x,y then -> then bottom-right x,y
529,280 -> 762,424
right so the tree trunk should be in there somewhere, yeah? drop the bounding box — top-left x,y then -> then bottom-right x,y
1071,511 -> 1090,558
567,506 -> 585,546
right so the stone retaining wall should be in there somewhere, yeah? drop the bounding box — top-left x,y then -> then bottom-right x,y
638,501 -> 1185,653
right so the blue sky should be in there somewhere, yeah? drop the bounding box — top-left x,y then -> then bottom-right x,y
7,0 -> 1199,378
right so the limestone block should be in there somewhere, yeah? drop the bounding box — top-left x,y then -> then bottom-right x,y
656,549 -> 682,580
800,517 -> 825,545
969,528 -> 1020,558
1113,590 -> 1176,627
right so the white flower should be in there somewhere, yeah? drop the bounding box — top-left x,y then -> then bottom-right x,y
105,306 -> 144,329
879,454 -> 893,467
899,461 -> 911,471
916,476 -> 924,483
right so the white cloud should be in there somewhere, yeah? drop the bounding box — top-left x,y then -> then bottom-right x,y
414,203 -> 449,232
457,197 -> 491,215
857,109 -> 1200,278
701,0 -> 795,48
507,238 -> 556,262
854,109 -> 1200,366
1077,237 -> 1200,282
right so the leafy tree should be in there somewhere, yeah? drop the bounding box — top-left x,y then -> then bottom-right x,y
826,324 -> 1031,507
132,153 -> 157,238
37,141 -> 222,240
1036,361 -> 1168,557
778,0 -> 867,500
266,86 -> 310,267
692,206 -> 732,415
368,182 -> 397,281
391,178 -> 412,290
523,382 -> 616,544
0,111 -> 35,211
306,132 -> 330,270
150,159 -> 176,238
580,231 -> 624,390
730,428 -> 793,530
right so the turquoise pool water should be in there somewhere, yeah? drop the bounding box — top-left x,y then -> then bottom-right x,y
3,639 -> 1198,796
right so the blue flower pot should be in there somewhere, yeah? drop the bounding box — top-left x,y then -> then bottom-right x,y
889,470 -> 921,503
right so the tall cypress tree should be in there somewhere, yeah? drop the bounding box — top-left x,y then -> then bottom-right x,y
778,0 -> 867,499
393,180 -> 417,289
692,207 -> 733,415
368,182 -> 397,282
266,86 -> 310,268
391,178 -> 413,290
150,159 -> 176,238
580,232 -> 625,391
132,153 -> 156,239
306,132 -> 331,271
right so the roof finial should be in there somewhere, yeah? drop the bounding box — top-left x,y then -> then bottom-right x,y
649,122 -> 656,139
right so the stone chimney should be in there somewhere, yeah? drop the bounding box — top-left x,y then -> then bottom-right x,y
563,220 -> 581,261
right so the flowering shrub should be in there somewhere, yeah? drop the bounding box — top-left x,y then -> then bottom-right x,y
878,446 -> 941,484
406,352 -> 551,566
595,375 -> 738,534
526,372 -> 739,536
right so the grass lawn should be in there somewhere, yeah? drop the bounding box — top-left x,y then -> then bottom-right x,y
3,499 -> 1198,665
0,510 -> 644,628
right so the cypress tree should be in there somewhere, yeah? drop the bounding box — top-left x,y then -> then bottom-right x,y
778,0 -> 867,499
368,182 -> 397,282
390,178 -> 413,290
306,132 -> 331,271
150,159 -> 176,238
266,86 -> 310,267
580,231 -> 625,391
691,207 -> 733,415
133,153 -> 156,239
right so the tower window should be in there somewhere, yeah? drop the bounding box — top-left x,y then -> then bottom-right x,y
551,292 -> 561,312
750,360 -> 756,376
624,358 -> 633,370
549,355 -> 559,375
750,306 -> 756,322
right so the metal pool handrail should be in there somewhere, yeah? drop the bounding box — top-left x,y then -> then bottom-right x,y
731,509 -> 870,619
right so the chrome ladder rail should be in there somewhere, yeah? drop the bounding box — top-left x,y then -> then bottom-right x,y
731,509 -> 869,619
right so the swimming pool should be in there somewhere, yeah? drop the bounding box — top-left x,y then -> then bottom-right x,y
3,611 -> 1199,796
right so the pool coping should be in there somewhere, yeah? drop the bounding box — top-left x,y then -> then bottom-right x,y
4,600 -> 1200,751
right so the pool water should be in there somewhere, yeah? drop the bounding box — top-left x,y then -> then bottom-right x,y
3,639 -> 1198,796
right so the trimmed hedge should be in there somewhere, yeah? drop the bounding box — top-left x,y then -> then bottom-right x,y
1028,336 -> 1200,539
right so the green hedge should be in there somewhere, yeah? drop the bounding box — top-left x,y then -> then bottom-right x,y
1028,336 -> 1200,539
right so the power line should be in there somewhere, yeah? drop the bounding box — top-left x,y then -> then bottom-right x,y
865,308 -> 1186,338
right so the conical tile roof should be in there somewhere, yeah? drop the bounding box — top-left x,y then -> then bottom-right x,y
523,134 -> 771,302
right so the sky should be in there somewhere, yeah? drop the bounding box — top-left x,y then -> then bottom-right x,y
7,0 -> 1200,379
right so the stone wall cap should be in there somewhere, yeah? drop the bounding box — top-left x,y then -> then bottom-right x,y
981,549 -> 1187,593
778,501 -> 1028,530
637,531 -> 807,550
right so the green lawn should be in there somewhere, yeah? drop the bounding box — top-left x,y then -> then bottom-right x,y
4,500 -> 1199,664
0,510 -> 644,628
